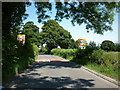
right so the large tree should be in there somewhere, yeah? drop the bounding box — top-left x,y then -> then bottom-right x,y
2,2 -> 30,38
39,20 -> 73,50
2,2 -> 31,62
2,1 -> 120,36
35,1 -> 120,34
22,21 -> 39,45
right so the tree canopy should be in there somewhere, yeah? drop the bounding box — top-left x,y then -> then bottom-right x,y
35,1 -> 120,34
39,20 -> 74,50
2,1 -> 120,36
22,21 -> 40,45
2,2 -> 31,38
101,40 -> 115,51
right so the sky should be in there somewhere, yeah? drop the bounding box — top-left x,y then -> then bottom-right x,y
23,2 -> 119,45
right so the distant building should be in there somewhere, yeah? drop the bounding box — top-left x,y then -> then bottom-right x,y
57,46 -> 61,49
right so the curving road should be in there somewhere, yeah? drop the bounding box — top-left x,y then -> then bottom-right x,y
4,55 -> 118,89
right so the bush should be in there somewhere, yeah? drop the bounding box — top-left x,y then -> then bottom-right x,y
90,49 -> 119,66
77,47 -> 94,58
101,40 -> 114,51
2,39 -> 39,82
89,50 -> 119,80
89,49 -> 105,64
32,44 -> 39,60
114,43 -> 120,51
39,47 -> 48,54
102,52 -> 119,66
51,48 -> 78,59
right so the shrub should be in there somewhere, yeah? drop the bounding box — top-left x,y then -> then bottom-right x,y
32,44 -> 39,60
51,48 -> 78,59
90,49 -> 119,67
114,43 -> 120,51
101,40 -> 114,51
40,47 -> 48,54
102,52 -> 119,66
89,49 -> 105,64
2,40 -> 39,82
77,47 -> 94,58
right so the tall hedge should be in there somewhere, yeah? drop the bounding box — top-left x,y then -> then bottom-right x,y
2,37 -> 38,82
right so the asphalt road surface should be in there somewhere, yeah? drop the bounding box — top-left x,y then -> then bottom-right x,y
4,55 -> 118,89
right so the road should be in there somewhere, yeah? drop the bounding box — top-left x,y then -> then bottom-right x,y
4,55 -> 118,88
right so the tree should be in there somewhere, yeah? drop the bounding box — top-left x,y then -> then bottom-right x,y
114,43 -> 120,51
2,2 -> 31,64
88,41 -> 97,48
2,2 -> 30,38
35,2 -> 120,34
40,20 -> 73,51
101,40 -> 114,51
2,2 -> 39,82
2,2 -> 31,65
69,39 -> 78,49
22,21 -> 39,45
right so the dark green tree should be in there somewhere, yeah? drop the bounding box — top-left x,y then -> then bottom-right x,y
114,43 -> 120,51
2,2 -> 30,38
40,20 -> 73,51
101,40 -> 115,51
86,41 -> 100,50
88,41 -> 96,48
35,2 -> 120,34
22,21 -> 39,45
2,2 -> 39,82
69,39 -> 78,49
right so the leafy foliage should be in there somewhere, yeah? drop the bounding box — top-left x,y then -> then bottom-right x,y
51,48 -> 78,59
2,2 -> 39,82
35,2 -> 119,34
22,21 -> 39,45
101,40 -> 115,51
114,43 -> 120,51
39,47 -> 48,54
2,1 -> 120,82
39,20 -> 74,51
86,41 -> 100,50
2,2 -> 30,38
69,39 -> 78,49
89,49 -> 105,64
89,50 -> 119,80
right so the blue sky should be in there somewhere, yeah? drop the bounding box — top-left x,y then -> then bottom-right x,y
23,2 -> 118,45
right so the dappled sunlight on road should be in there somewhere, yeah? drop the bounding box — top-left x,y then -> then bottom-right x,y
4,55 -> 118,88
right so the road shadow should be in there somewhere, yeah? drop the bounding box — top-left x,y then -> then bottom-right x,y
25,61 -> 82,73
4,74 -> 94,89
3,61 -> 95,89
39,53 -> 49,55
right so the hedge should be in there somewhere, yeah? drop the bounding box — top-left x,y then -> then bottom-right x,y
51,48 -> 78,59
2,42 -> 39,82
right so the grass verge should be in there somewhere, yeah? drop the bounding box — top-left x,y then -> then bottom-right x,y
68,57 -> 119,81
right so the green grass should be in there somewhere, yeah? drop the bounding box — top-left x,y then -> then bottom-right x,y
51,48 -> 119,81
84,62 -> 119,81
70,57 -> 119,81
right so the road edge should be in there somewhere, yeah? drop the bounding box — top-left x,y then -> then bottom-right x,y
38,55 -> 119,87
80,65 -> 120,87
57,56 -> 119,87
